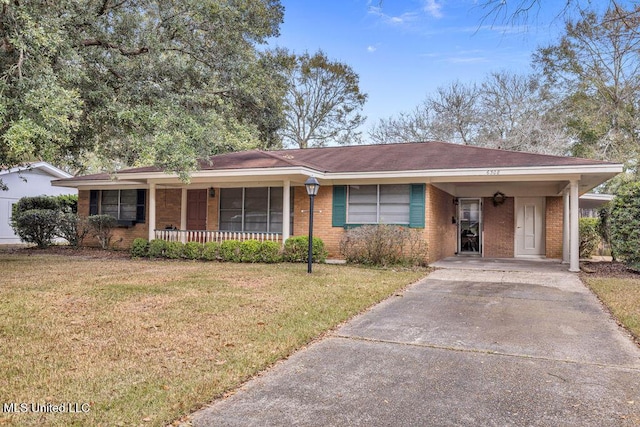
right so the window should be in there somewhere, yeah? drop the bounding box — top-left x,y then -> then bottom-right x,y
89,189 -> 146,223
347,184 -> 411,224
219,187 -> 291,233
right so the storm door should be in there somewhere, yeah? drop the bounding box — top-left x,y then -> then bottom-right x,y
458,198 -> 482,254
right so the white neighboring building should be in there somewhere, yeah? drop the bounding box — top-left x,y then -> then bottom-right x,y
0,162 -> 76,244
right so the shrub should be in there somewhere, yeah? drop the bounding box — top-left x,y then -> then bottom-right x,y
130,238 -> 149,258
283,236 -> 327,263
239,240 -> 261,262
598,205 -> 612,258
148,239 -> 167,258
165,241 -> 184,259
55,194 -> 78,213
220,240 -> 241,262
11,209 -> 62,248
57,213 -> 89,247
183,241 -> 203,260
258,241 -> 282,263
608,181 -> 640,266
13,195 -> 61,214
87,215 -> 117,249
202,242 -> 221,261
579,217 -> 600,259
340,225 -> 428,267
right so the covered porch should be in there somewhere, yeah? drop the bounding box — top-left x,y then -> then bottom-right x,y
431,172 -> 609,273
145,172 -> 309,246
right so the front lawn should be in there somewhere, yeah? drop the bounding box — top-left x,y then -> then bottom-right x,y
0,252 -> 426,426
581,262 -> 640,343
582,276 -> 640,342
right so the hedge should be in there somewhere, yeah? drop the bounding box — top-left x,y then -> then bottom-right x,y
130,237 -> 325,265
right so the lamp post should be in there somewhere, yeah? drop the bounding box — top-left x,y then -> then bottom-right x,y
304,176 -> 320,273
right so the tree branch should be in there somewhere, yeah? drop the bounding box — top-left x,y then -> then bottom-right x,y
80,39 -> 149,56
97,0 -> 128,17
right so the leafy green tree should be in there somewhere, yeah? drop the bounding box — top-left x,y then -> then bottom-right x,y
608,181 -> 640,266
1,0 -> 285,181
533,5 -> 640,168
279,50 -> 367,148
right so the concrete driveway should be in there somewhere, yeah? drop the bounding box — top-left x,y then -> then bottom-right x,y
193,259 -> 640,426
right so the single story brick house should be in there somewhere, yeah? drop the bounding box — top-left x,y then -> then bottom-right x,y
53,142 -> 622,271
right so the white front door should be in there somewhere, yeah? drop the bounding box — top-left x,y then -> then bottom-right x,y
515,197 -> 545,257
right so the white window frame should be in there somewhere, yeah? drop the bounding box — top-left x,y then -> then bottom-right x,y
346,184 -> 410,225
98,189 -> 140,221
218,187 -> 286,233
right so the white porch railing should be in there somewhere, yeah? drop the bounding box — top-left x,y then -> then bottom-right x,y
154,229 -> 282,244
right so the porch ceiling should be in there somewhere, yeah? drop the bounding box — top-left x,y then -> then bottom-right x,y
432,175 -> 609,198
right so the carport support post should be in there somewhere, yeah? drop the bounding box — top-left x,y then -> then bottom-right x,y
562,190 -> 570,264
148,182 -> 156,241
569,180 -> 580,272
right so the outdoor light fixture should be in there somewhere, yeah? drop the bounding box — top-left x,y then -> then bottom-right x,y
209,187 -> 216,198
304,176 -> 320,273
305,176 -> 320,197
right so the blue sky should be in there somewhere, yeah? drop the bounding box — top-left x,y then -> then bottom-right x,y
268,0 -> 570,138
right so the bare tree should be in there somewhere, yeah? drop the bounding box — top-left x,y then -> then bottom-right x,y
534,4 -> 640,163
367,71 -> 571,154
369,102 -> 436,144
477,71 -> 570,155
280,50 -> 367,148
428,81 -> 480,144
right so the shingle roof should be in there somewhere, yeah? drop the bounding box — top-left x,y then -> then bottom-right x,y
63,141 -> 617,180
264,142 -> 611,172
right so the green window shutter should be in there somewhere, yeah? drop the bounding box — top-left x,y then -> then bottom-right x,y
136,189 -> 146,223
332,185 -> 347,227
89,190 -> 99,215
409,184 -> 425,228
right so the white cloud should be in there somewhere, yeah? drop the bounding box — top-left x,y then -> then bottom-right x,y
367,5 -> 419,26
367,45 -> 377,53
422,0 -> 443,19
445,56 -> 488,64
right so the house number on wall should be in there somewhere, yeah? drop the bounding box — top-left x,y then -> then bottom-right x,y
486,170 -> 500,175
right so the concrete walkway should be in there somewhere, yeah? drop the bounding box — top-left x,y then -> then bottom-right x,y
193,259 -> 640,426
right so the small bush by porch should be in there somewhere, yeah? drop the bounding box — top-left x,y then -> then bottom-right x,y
131,236 -> 328,263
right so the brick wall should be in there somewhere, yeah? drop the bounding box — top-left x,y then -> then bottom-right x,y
154,188 -> 219,231
425,185 -> 457,263
77,189 -> 148,249
545,196 -> 563,259
77,186 -> 566,259
156,189 -> 182,230
292,186 -> 344,258
293,183 -> 459,263
78,189 -> 90,218
483,197 -> 515,258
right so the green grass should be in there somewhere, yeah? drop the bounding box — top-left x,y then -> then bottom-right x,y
0,254 -> 426,426
582,276 -> 640,342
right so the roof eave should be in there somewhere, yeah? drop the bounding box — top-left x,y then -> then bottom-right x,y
52,163 -> 624,188
52,166 -> 324,188
325,164 -> 624,181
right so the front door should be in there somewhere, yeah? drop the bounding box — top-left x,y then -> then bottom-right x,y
458,198 -> 482,254
515,197 -> 545,257
187,189 -> 208,230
